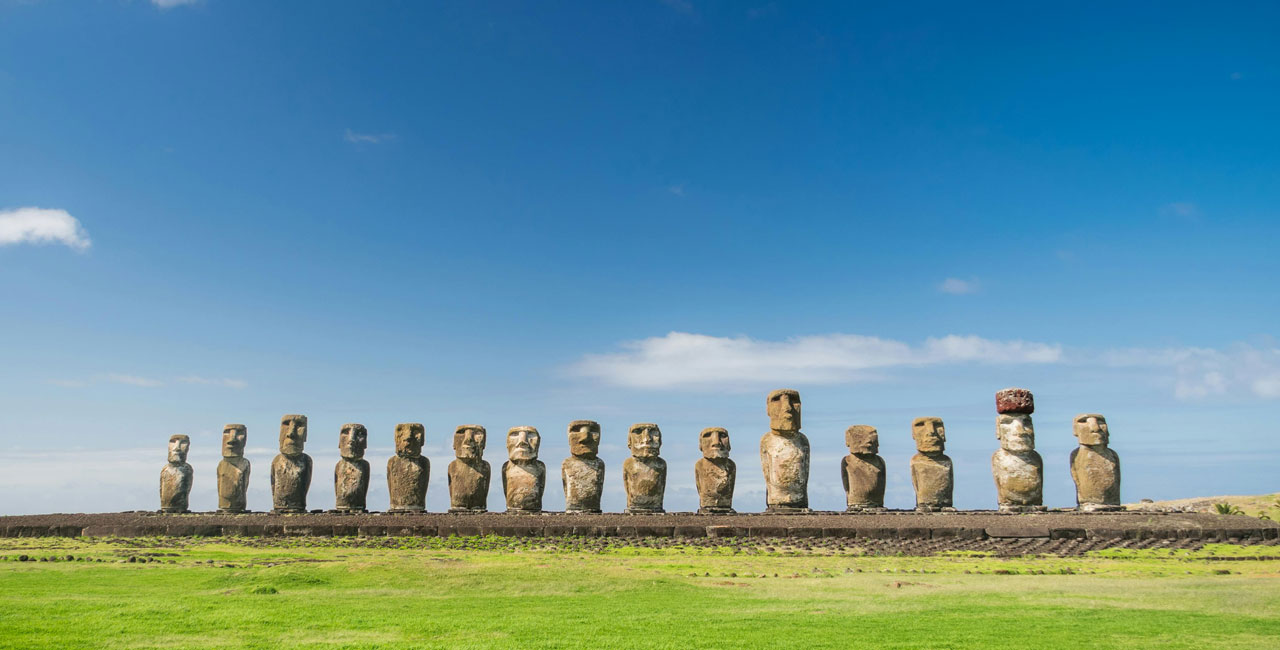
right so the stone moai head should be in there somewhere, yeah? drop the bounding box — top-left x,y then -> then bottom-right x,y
767,389 -> 801,432
845,425 -> 879,455
168,434 -> 190,464
278,414 -> 308,456
995,387 -> 1035,452
222,424 -> 247,458
453,424 -> 487,460
506,426 -> 541,461
699,427 -> 730,459
628,423 -> 662,458
996,414 -> 1036,452
395,423 -> 425,458
1074,413 -> 1109,446
338,423 -> 367,460
567,420 -> 601,459
912,417 -> 946,453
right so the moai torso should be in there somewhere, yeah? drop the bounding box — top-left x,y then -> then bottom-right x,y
448,459 -> 491,511
334,458 -> 370,512
217,457 -> 251,512
1071,446 -> 1121,508
695,457 -> 735,512
160,463 -> 193,513
387,455 -> 430,511
842,454 -> 885,509
992,449 -> 1044,507
562,456 -> 605,513
271,453 -> 313,513
503,460 -> 545,512
623,456 -> 666,512
911,453 -> 953,509
760,432 -> 810,509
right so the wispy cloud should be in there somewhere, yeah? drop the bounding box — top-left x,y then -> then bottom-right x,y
177,375 -> 248,389
151,0 -> 199,8
667,184 -> 685,197
1100,343 -> 1280,401
0,207 -> 91,251
344,129 -> 396,145
660,0 -> 694,13
938,277 -> 978,295
107,374 -> 164,388
51,373 -> 247,389
48,379 -> 88,388
1161,202 -> 1199,220
570,331 -> 1062,390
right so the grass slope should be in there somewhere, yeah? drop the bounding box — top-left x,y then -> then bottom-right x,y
1,537 -> 1278,649
1128,492 -> 1280,519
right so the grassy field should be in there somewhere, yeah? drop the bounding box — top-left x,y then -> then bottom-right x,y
1,536 -> 1278,649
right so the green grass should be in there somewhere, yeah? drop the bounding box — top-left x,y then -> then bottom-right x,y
2,537 -> 1279,649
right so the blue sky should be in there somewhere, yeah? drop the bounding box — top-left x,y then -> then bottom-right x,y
1,0 -> 1277,515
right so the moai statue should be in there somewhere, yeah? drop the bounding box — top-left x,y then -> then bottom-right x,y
562,420 -> 605,513
910,417 -> 954,511
271,414 -> 312,513
216,424 -> 251,513
841,425 -> 886,511
623,423 -> 666,513
387,423 -> 429,512
694,427 -> 735,514
502,426 -> 545,513
448,424 -> 490,513
992,388 -> 1046,512
1070,413 -> 1123,511
760,389 -> 810,512
159,434 -> 193,513
333,423 -> 370,512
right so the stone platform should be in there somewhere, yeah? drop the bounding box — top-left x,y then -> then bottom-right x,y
2,510 -> 1276,542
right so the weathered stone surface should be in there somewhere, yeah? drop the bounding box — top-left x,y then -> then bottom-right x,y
271,414 -> 312,514
841,425 -> 885,510
992,409 -> 1045,511
334,423 -> 370,512
159,434 -> 193,513
760,389 -> 810,512
217,424 -> 251,513
1070,413 -> 1122,511
502,426 -> 545,512
995,387 -> 1034,414
623,423 -> 666,513
695,427 -> 735,514
387,423 -> 429,512
448,425 -> 490,512
562,420 -> 604,513
910,417 -> 954,511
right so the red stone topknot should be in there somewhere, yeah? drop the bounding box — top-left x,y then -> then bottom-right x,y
995,387 -> 1034,414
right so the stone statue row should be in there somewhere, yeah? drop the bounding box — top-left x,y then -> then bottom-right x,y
160,387 -> 1121,514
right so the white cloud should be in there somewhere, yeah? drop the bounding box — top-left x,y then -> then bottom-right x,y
570,331 -> 1062,390
668,184 -> 685,197
178,375 -> 248,389
938,277 -> 978,295
0,207 -> 91,251
344,129 -> 395,144
151,0 -> 199,8
1100,343 -> 1280,401
108,373 -> 164,388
